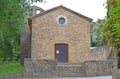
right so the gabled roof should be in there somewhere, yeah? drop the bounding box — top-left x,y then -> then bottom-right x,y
29,5 -> 92,22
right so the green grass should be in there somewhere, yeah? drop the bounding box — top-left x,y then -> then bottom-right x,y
0,61 -> 24,75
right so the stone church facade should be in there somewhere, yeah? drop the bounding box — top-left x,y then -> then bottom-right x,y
20,5 -> 92,64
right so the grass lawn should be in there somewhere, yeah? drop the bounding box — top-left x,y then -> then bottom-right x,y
0,62 -> 24,75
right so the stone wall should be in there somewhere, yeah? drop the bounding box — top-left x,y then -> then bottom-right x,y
84,60 -> 113,77
23,59 -> 57,78
90,46 -> 112,60
0,73 -> 23,79
20,12 -> 31,65
112,65 -> 120,79
20,25 -> 31,65
57,60 -> 113,77
112,52 -> 120,79
23,59 -> 113,78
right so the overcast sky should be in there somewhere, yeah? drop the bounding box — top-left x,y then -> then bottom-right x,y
33,0 -> 107,21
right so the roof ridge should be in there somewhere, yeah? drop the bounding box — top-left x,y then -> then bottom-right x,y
29,5 -> 92,22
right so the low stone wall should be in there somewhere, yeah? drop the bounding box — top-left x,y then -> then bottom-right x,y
84,60 -> 113,77
90,46 -> 112,60
23,58 -> 57,78
57,60 -> 113,77
0,73 -> 23,79
23,59 -> 113,78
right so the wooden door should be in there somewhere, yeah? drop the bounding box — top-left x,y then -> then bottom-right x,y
55,44 -> 68,63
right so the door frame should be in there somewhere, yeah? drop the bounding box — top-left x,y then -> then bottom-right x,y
50,41 -> 71,63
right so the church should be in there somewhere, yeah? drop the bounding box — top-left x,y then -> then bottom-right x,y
20,5 -> 114,78
20,5 -> 92,65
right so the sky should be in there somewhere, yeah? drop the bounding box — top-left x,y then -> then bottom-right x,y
33,0 -> 107,21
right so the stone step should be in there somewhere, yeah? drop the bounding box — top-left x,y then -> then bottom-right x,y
56,65 -> 85,77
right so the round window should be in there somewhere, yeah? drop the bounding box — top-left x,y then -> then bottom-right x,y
58,17 -> 66,24
57,16 -> 67,25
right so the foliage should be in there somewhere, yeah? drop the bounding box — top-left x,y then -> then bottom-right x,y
0,61 -> 24,75
103,0 -> 120,52
0,0 -> 43,61
91,20 -> 107,47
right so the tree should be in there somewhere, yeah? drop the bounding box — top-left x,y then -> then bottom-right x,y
103,0 -> 120,51
103,0 -> 120,68
91,20 -> 107,47
0,0 -> 43,61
